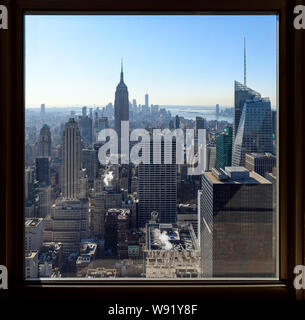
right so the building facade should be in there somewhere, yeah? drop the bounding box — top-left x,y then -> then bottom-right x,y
61,118 -> 81,199
81,149 -> 97,186
216,127 -> 233,169
233,81 -> 261,139
245,152 -> 276,177
232,97 -> 273,167
38,124 -> 52,157
25,218 -> 44,251
138,135 -> 177,227
199,167 -> 274,277
36,156 -> 50,186
44,199 -> 89,260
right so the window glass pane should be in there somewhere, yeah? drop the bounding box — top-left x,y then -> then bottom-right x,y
24,14 -> 278,279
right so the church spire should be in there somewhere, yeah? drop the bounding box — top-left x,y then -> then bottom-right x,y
120,59 -> 124,83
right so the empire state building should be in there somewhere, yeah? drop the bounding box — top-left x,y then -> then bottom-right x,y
114,61 -> 129,153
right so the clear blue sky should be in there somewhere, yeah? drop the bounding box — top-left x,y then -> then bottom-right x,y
25,15 -> 277,108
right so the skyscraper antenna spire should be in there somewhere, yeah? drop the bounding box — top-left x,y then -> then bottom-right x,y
120,59 -> 124,82
244,37 -> 247,86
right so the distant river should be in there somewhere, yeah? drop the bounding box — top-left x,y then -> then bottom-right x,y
161,105 -> 234,123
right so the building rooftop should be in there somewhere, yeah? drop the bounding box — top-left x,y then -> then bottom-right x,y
146,223 -> 198,251
25,250 -> 38,259
106,208 -> 130,217
25,218 -> 43,228
207,167 -> 271,185
39,242 -> 63,263
76,242 -> 97,266
247,152 -> 276,159
80,242 -> 97,255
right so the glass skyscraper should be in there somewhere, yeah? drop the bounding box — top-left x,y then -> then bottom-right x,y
215,127 -> 233,169
138,135 -> 177,227
232,97 -> 273,167
233,81 -> 261,139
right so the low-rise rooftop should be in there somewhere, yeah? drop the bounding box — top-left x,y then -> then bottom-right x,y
146,223 -> 198,251
25,218 -> 43,227
208,167 -> 271,185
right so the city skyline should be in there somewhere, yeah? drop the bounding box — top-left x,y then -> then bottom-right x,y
24,14 -> 278,280
25,15 -> 277,107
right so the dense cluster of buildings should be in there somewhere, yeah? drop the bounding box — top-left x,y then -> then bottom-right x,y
24,58 -> 277,279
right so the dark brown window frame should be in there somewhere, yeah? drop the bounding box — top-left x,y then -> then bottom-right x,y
0,0 -> 304,301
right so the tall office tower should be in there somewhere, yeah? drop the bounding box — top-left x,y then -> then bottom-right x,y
199,167 -> 274,277
25,218 -> 43,251
175,115 -> 180,129
25,167 -> 37,218
233,81 -> 261,139
78,114 -> 93,148
215,127 -> 233,169
138,134 -> 177,227
89,108 -> 93,119
38,124 -> 51,157
271,110 -> 276,137
61,118 -> 81,199
232,97 -> 273,167
95,117 -> 108,132
245,153 -> 276,177
216,104 -> 220,117
94,117 -> 108,143
105,103 -> 114,118
132,99 -> 137,111
37,185 -> 52,218
36,156 -> 50,186
206,145 -> 216,170
25,166 -> 35,204
195,116 -> 207,133
81,149 -> 97,186
25,143 -> 36,166
271,110 -> 277,155
45,120 -> 88,260
40,104 -> 45,117
104,208 -> 120,255
114,61 -> 129,153
82,106 -> 87,117
117,209 -> 131,259
145,93 -> 149,108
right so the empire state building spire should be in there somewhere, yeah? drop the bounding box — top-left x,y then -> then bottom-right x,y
114,61 -> 129,153
120,59 -> 124,82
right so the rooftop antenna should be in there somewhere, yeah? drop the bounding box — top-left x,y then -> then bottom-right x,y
120,58 -> 124,82
244,37 -> 247,87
